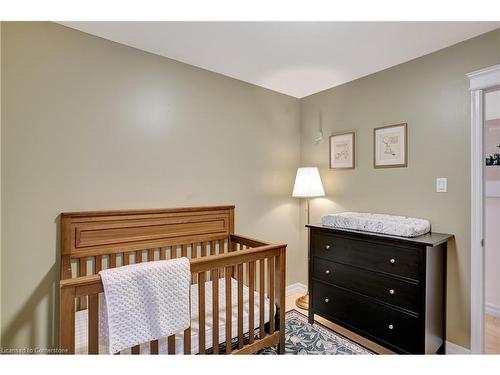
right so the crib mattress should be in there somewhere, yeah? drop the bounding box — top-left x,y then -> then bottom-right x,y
75,277 -> 272,354
321,212 -> 431,238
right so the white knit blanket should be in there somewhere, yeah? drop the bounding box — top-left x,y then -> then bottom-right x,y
321,212 -> 430,238
99,258 -> 191,354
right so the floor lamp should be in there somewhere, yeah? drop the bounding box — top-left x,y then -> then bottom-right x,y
292,167 -> 325,310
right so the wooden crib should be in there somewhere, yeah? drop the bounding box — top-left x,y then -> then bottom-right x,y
59,205 -> 287,355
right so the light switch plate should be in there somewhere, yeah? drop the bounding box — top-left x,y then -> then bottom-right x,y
436,178 -> 447,193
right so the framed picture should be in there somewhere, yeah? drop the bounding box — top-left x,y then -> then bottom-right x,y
329,131 -> 355,169
373,123 -> 408,168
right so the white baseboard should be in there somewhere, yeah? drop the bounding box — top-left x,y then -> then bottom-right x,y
286,283 -> 307,296
446,341 -> 471,354
486,303 -> 500,317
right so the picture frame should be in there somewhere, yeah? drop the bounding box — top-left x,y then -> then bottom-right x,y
373,123 -> 408,168
329,131 -> 355,169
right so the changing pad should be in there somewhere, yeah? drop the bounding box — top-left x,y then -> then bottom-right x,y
321,212 -> 430,238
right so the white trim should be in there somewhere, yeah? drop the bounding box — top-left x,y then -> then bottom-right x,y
468,64 -> 500,355
286,283 -> 307,296
446,341 -> 471,355
470,89 -> 485,354
468,64 -> 500,91
486,303 -> 500,318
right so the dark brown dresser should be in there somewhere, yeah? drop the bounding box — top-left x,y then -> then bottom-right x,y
306,224 -> 453,354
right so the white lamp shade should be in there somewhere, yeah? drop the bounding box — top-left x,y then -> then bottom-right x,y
292,167 -> 325,198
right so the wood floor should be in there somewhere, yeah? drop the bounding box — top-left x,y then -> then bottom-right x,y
486,314 -> 500,354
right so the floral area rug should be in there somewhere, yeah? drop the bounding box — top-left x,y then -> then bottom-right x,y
256,309 -> 374,355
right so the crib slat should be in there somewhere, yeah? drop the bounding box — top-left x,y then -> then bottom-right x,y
209,242 -> 216,281
248,261 -> 255,344
150,340 -> 159,354
131,345 -> 140,354
191,243 -> 198,284
225,268 -> 232,354
79,258 -> 87,309
230,239 -> 236,277
219,241 -> 226,278
268,257 -> 275,334
123,252 -> 130,266
211,240 -> 216,256
201,242 -> 207,257
88,294 -> 99,354
184,328 -> 191,354
168,335 -> 175,354
198,271 -> 206,353
148,244 -> 159,354
259,259 -> 265,339
109,253 -> 117,268
171,245 -> 177,259
135,250 -> 142,263
181,244 -> 187,258
79,257 -> 87,276
237,263 -> 244,349
95,255 -> 103,273
212,268 -> 219,354
160,247 -> 166,260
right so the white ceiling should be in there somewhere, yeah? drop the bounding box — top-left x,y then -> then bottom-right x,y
59,21 -> 500,98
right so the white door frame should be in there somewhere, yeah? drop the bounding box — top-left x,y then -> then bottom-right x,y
467,64 -> 500,354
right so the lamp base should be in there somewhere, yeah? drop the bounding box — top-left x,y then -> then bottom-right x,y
295,293 -> 309,310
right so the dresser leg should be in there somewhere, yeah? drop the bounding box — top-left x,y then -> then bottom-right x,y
308,311 -> 314,325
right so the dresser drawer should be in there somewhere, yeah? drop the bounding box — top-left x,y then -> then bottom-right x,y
311,280 -> 421,353
311,258 -> 420,313
311,231 -> 421,280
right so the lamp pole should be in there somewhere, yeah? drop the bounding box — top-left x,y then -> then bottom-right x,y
306,197 -> 310,225
296,197 -> 311,310
292,167 -> 325,311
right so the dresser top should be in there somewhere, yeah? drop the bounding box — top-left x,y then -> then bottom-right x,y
306,224 -> 454,247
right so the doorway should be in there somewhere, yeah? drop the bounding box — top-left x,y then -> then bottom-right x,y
469,64 -> 500,354
484,87 -> 500,354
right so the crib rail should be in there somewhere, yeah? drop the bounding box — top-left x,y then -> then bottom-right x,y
59,236 -> 286,355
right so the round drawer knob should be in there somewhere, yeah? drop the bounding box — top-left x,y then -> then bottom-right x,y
325,269 -> 331,275
389,289 -> 395,295
324,298 -> 329,303
389,258 -> 396,264
325,244 -> 331,250
388,324 -> 394,330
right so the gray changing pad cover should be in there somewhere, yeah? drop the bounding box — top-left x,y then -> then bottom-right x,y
321,212 -> 430,238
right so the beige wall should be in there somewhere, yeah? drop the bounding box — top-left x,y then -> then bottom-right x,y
299,29 -> 500,348
0,22 -> 301,349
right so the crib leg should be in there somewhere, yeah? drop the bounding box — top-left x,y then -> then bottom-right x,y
275,309 -> 285,354
277,338 -> 285,354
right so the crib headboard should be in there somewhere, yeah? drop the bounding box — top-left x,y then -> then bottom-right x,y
60,205 -> 235,279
